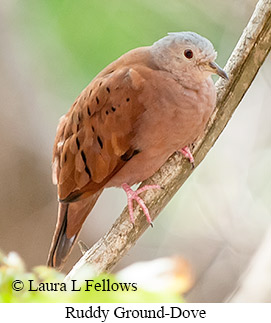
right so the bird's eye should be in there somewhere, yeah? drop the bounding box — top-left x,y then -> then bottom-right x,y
184,49 -> 193,59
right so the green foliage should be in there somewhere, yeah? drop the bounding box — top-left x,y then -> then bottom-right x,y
0,252 -> 183,303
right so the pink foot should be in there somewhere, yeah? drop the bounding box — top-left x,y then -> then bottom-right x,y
179,146 -> 195,168
122,183 -> 161,226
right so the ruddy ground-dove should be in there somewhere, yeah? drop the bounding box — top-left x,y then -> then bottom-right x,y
47,32 -> 228,269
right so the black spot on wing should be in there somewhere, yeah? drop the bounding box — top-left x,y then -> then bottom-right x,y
97,136 -> 103,149
87,106 -> 91,116
76,137 -> 80,150
81,150 -> 91,178
121,149 -> 140,161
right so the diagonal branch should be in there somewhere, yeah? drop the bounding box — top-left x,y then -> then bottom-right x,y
65,0 -> 271,281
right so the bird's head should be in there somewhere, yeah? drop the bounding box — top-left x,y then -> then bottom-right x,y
151,31 -> 228,85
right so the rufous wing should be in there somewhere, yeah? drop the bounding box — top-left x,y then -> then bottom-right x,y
48,64 -> 147,268
53,66 -> 147,202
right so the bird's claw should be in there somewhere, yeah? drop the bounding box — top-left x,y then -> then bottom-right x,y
122,183 -> 161,225
179,146 -> 195,168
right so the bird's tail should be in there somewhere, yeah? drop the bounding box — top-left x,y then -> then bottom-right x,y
47,190 -> 102,269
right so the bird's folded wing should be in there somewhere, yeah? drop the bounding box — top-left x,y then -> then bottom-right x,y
52,64 -> 151,202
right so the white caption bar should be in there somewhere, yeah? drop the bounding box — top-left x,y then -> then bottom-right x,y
1,303 -> 271,322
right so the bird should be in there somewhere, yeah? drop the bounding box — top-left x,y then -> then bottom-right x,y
47,31 -> 228,269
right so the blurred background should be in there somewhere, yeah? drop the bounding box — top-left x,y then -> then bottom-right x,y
0,0 -> 270,302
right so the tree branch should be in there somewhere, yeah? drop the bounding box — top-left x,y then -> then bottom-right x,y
65,0 -> 271,281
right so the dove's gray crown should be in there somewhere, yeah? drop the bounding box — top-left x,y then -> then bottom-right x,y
152,31 -> 217,62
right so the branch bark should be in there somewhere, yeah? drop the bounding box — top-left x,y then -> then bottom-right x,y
65,0 -> 271,281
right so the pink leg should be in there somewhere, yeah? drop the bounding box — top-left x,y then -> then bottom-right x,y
179,146 -> 195,167
122,183 -> 161,226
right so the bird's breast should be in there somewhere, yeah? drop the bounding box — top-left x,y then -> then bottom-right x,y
134,72 -> 216,153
